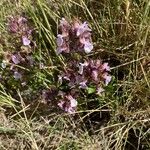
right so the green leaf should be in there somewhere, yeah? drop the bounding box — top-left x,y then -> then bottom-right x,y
87,87 -> 96,94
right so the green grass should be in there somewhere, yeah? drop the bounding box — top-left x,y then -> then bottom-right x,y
0,0 -> 150,149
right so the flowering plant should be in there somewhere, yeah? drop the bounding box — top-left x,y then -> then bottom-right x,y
54,18 -> 112,113
0,16 -> 37,94
56,18 -> 93,54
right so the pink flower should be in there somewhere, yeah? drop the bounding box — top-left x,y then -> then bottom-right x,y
9,22 -> 18,33
57,18 -> 93,54
58,101 -> 65,109
58,95 -> 77,114
102,63 -> 110,71
8,17 -> 18,33
60,18 -> 68,27
59,18 -> 70,37
72,21 -> 80,30
8,16 -> 27,33
91,70 -> 98,81
22,36 -> 31,46
65,107 -> 76,113
67,95 -> 77,107
27,30 -> 33,35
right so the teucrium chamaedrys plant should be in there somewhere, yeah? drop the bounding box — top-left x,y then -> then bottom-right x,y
55,18 -> 112,113
1,15 -> 36,93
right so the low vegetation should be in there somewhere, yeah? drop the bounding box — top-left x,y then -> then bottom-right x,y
0,0 -> 149,149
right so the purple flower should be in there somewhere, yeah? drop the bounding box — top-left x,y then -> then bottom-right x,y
84,41 -> 93,53
11,54 -> 21,64
57,34 -> 64,46
79,80 -> 88,89
103,74 -> 112,85
76,22 -> 91,37
22,36 -> 31,46
27,30 -> 33,35
14,71 -> 22,80
95,60 -> 101,69
18,17 -> 27,24
79,32 -> 91,44
56,43 -> 70,54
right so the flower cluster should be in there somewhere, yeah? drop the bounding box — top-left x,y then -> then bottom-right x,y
54,18 -> 112,114
82,60 -> 111,86
56,59 -> 111,113
8,16 -> 33,46
2,52 -> 34,81
1,16 -> 35,87
57,18 -> 93,54
58,95 -> 77,113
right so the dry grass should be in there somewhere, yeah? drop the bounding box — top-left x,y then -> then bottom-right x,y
0,0 -> 150,149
